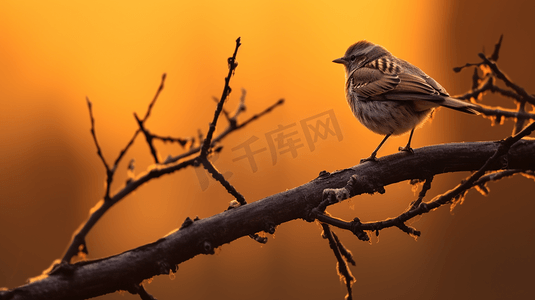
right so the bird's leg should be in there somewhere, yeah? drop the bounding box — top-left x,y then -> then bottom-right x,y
398,129 -> 415,154
361,134 -> 391,163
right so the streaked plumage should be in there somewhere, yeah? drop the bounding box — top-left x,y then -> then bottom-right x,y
333,40 -> 479,162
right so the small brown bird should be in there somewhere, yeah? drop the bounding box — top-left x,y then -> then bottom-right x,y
333,40 -> 479,162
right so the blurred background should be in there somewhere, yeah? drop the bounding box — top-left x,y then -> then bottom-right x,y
1,0 -> 534,299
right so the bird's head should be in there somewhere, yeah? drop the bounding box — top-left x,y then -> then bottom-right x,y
333,40 -> 390,73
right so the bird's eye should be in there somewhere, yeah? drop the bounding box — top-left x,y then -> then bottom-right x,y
350,55 -> 356,61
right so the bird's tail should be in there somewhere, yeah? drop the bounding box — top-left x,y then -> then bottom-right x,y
383,93 -> 481,114
440,97 -> 480,115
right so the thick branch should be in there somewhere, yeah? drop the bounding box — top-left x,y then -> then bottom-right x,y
4,139 -> 535,300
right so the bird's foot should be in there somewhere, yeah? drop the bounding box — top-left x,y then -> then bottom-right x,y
398,146 -> 414,154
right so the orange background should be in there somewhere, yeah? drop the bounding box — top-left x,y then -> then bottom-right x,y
1,1 -> 534,299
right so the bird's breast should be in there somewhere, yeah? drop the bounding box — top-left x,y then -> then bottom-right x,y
346,93 -> 434,136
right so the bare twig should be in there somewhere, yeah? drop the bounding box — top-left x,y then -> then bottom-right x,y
200,157 -> 246,205
62,74 -> 168,263
452,34 -> 503,73
151,134 -> 191,147
213,96 -> 231,121
321,223 -> 355,300
472,104 -> 535,124
200,37 -> 241,158
454,36 -> 534,137
61,40 -> 282,263
230,88 -> 247,120
478,53 -> 535,105
86,97 -> 110,173
134,113 -> 160,163
472,169 -> 524,196
513,101 -> 527,135
113,73 -> 167,168
163,98 -> 284,164
408,176 -> 434,211
86,97 -> 114,200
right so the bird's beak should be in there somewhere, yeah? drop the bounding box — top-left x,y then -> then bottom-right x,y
332,57 -> 345,64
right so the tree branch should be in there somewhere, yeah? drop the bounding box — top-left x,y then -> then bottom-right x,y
200,37 -> 241,158
3,139 -> 534,300
162,98 -> 284,165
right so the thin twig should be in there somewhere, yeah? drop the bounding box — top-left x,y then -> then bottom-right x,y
86,97 -> 113,200
113,73 -> 167,168
134,113 -> 160,163
86,98 -> 110,173
472,104 -> 535,123
513,101 -> 527,135
152,134 -> 191,147
479,54 -> 535,105
200,37 -> 241,158
230,88 -> 247,121
489,34 -> 503,61
62,42 -> 282,263
200,157 -> 246,205
164,98 -> 284,164
321,223 -> 355,300
213,96 -> 231,121
408,176 -> 434,211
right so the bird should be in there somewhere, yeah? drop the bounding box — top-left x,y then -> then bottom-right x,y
333,40 -> 480,163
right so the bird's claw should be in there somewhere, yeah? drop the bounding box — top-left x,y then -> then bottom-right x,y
398,146 -> 414,154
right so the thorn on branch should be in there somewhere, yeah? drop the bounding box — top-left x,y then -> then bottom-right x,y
180,217 -> 194,229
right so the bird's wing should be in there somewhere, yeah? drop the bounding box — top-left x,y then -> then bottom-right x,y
393,73 -> 443,96
349,68 -> 444,99
348,67 -> 400,98
349,67 -> 478,114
